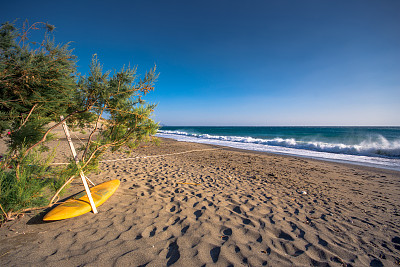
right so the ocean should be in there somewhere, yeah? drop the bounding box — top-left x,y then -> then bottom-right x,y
157,126 -> 400,171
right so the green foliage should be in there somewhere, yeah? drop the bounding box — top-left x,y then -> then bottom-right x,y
0,21 -> 78,149
75,54 -> 159,169
0,20 -> 159,221
0,169 -> 47,219
0,146 -> 61,220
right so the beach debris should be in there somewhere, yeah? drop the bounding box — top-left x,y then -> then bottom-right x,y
176,182 -> 200,185
300,191 -> 307,195
0,251 -> 11,259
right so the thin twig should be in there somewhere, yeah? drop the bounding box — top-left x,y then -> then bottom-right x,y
104,107 -> 141,116
82,106 -> 106,160
16,106 -> 92,180
16,103 -> 38,132
19,205 -> 50,213
80,137 -> 130,171
0,203 -> 9,221
49,175 -> 76,206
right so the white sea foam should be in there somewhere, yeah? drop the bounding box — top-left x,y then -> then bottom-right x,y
157,130 -> 400,171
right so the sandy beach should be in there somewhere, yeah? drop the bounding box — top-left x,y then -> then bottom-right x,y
1,131 -> 400,266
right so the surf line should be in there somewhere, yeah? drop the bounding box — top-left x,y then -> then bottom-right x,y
51,148 -> 221,165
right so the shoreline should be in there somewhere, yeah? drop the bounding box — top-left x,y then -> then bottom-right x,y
159,135 -> 400,173
1,135 -> 400,266
216,142 -> 400,175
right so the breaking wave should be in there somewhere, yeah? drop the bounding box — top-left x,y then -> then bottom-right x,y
158,130 -> 400,159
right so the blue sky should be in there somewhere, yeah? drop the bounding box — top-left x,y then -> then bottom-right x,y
2,0 -> 400,126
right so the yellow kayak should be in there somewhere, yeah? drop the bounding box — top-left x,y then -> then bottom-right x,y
43,179 -> 120,221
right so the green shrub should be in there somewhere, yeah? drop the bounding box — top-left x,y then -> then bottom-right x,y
0,145 -> 69,221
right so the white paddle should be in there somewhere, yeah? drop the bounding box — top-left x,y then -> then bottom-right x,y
60,116 -> 98,214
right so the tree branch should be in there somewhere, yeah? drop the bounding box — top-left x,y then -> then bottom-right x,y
48,175 -> 76,206
80,137 -> 131,171
16,103 -> 39,132
15,106 -> 92,180
82,105 -> 106,160
0,203 -> 10,221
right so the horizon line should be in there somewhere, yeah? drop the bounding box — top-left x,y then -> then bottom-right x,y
159,125 -> 400,127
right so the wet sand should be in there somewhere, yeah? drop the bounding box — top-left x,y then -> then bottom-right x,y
1,132 -> 400,266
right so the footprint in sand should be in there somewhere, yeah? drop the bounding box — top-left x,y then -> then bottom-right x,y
233,206 -> 242,214
166,240 -> 180,266
128,184 -> 140,189
223,228 -> 233,236
221,228 -> 232,241
210,246 -> 221,263
181,225 -> 189,235
278,231 -> 294,241
149,227 -> 157,237
242,218 -> 252,225
194,210 -> 202,220
370,258 -> 384,267
392,236 -> 400,250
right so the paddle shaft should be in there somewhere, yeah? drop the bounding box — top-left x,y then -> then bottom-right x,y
60,116 -> 98,214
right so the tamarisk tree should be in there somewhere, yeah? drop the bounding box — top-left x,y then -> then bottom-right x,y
0,21 -> 79,150
75,54 -> 158,170
0,21 -> 158,220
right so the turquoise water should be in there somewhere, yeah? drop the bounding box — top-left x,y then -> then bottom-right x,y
157,126 -> 400,170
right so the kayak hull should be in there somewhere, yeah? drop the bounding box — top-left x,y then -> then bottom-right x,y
43,179 -> 120,221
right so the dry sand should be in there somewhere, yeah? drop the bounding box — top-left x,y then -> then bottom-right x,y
1,129 -> 400,266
